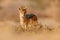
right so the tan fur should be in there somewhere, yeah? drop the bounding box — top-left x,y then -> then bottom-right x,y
18,7 -> 38,30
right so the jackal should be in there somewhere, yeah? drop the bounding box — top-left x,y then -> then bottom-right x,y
18,7 -> 38,30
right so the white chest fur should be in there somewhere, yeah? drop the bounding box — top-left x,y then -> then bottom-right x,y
19,13 -> 24,25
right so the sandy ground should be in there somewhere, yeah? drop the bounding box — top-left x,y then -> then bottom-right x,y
0,18 -> 60,40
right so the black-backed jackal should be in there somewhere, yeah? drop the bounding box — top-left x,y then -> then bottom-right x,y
18,7 -> 38,30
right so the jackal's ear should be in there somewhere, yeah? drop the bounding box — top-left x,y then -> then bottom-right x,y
24,6 -> 27,9
19,8 -> 21,10
22,6 -> 27,11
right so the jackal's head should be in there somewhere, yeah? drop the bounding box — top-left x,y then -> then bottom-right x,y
18,6 -> 26,14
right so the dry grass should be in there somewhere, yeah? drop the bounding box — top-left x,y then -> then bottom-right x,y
0,19 -> 60,40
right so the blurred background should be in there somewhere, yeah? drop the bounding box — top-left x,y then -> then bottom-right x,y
0,0 -> 60,40
0,0 -> 60,22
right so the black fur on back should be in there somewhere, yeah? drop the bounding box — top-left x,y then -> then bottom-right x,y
25,14 -> 36,19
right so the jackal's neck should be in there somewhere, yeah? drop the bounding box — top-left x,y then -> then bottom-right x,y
20,13 -> 24,17
19,12 -> 24,26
